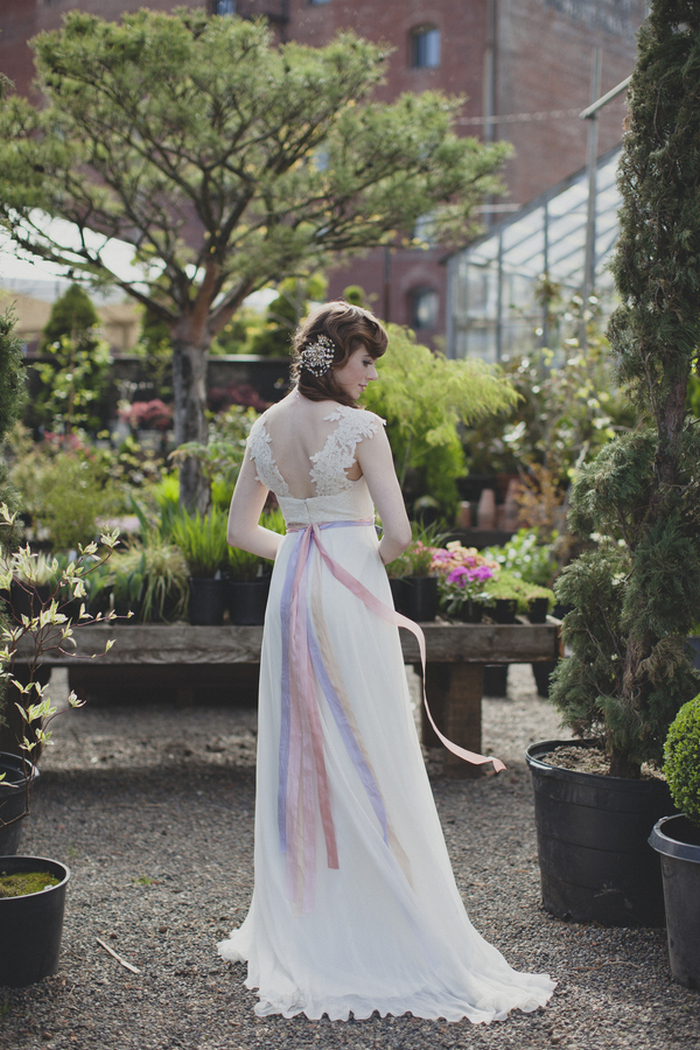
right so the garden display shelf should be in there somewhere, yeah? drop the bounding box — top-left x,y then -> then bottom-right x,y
15,620 -> 560,778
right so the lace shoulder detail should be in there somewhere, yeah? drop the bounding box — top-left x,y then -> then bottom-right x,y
246,415 -> 290,497
310,407 -> 385,497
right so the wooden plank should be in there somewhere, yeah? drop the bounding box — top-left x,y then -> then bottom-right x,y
14,621 -> 559,666
399,622 -> 560,664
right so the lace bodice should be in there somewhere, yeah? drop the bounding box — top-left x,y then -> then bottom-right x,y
246,404 -> 384,527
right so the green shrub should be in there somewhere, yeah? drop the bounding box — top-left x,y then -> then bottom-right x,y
664,693 -> 700,829
111,534 -> 188,622
171,506 -> 229,578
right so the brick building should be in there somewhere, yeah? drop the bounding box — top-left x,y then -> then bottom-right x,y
0,1 -> 646,341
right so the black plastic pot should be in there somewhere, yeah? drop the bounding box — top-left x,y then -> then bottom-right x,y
0,856 -> 70,987
527,597 -> 550,624
455,600 -> 484,624
0,754 -> 38,855
649,814 -> 700,989
188,577 -> 225,626
389,577 -> 408,615
402,576 -> 439,622
483,665 -> 508,696
487,598 -> 518,624
526,739 -> 674,927
226,577 -> 270,626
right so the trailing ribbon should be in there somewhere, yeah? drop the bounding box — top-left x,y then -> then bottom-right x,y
278,520 -> 505,912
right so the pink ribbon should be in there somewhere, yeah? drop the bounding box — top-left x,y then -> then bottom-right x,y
279,520 -> 505,912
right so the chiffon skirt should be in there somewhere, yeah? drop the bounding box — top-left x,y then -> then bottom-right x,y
218,523 -> 555,1021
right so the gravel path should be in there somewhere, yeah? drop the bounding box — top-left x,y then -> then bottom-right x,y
2,665 -> 698,1050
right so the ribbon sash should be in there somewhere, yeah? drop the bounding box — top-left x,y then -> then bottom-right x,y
278,520 -> 505,911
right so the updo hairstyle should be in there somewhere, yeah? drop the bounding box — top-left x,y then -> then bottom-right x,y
291,301 -> 388,407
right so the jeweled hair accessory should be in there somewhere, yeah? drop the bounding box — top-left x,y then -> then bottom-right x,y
300,334 -> 335,377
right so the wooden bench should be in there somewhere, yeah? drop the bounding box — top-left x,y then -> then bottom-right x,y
17,620 -> 560,777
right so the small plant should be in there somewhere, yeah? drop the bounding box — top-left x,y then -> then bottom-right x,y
480,571 -> 554,615
0,503 -> 118,827
11,551 -> 58,589
400,541 -> 437,578
171,507 -> 229,579
484,529 -> 558,588
227,545 -> 263,583
169,405 -> 258,512
111,534 -> 188,622
432,543 -> 500,617
10,433 -> 122,550
664,693 -> 700,829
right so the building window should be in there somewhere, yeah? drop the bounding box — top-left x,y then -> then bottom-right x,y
410,287 -> 439,330
410,26 -> 441,69
213,0 -> 236,13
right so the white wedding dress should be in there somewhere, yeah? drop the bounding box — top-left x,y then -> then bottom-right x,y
218,404 -> 555,1022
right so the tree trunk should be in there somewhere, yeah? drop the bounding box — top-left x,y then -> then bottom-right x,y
172,332 -> 209,514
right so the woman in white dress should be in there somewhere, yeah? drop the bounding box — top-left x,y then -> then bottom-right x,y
218,301 -> 555,1022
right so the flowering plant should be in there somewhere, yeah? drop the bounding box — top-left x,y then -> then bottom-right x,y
432,542 -> 500,616
118,398 -> 173,432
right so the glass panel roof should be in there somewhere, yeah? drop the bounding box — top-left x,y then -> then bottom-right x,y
448,145 -> 623,360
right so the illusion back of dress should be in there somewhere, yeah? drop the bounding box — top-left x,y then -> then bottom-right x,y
247,401 -> 382,527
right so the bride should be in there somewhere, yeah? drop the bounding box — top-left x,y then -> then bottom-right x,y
218,301 -> 555,1022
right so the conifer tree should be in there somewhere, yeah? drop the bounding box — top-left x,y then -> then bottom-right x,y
550,0 -> 700,778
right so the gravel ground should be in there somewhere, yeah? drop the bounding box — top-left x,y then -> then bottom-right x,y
2,665 -> 699,1050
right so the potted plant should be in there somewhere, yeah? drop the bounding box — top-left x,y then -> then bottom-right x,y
0,505 -> 118,985
109,534 -> 188,624
226,546 -> 270,626
433,542 -> 500,624
225,508 -> 281,626
649,693 -> 700,988
171,506 -> 229,625
526,2 -> 700,928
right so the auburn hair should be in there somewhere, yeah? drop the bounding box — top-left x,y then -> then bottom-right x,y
291,301 -> 388,407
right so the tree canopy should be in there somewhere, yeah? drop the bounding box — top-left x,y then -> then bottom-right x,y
0,8 -> 509,508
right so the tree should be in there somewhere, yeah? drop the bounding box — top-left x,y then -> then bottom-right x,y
33,283 -> 111,433
0,310 -> 25,521
0,9 -> 509,510
549,0 -> 700,778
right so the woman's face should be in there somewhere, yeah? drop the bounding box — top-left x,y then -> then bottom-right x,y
333,344 -> 379,401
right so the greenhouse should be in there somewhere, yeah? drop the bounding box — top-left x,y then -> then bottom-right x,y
446,144 -> 623,362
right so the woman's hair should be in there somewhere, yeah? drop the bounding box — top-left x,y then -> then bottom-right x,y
291,301 -> 388,407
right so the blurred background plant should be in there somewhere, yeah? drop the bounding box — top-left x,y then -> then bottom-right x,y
110,532 -> 188,623
170,506 -> 229,580
25,284 -> 112,436
169,405 -> 260,513
8,431 -> 124,551
364,326 -> 519,525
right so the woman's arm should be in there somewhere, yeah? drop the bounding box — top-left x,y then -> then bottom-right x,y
227,451 -> 284,561
355,423 -> 412,564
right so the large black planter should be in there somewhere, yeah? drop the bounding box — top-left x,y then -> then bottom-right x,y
0,856 -> 70,987
188,577 -> 225,626
526,739 -> 674,927
649,814 -> 700,989
0,754 -> 38,855
226,577 -> 270,626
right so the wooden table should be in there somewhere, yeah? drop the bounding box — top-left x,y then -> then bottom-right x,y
16,620 -> 560,777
